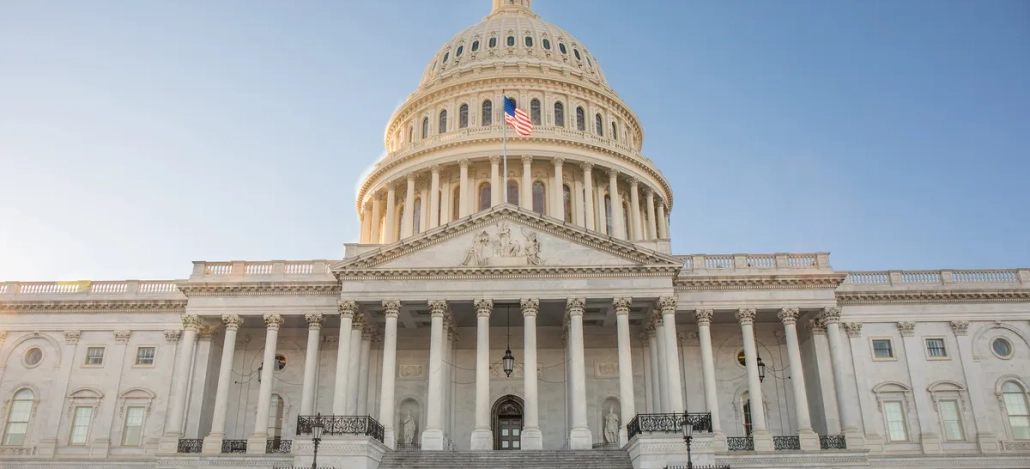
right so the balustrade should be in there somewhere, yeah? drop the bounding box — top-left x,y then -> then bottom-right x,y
296,415 -> 385,443
846,269 -> 1025,287
726,436 -> 754,451
266,439 -> 292,454
221,439 -> 247,454
177,438 -> 203,453
819,434 -> 846,450
772,435 -> 800,450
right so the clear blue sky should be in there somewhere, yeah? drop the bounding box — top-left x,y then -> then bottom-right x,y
1,0 -> 1027,281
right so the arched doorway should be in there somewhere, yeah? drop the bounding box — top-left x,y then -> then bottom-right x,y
491,395 -> 524,450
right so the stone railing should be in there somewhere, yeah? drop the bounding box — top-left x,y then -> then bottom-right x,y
0,280 -> 183,298
843,269 -> 1028,288
678,253 -> 831,273
189,260 -> 334,280
296,415 -> 385,444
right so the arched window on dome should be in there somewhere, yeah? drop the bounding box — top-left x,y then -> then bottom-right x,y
531,181 -> 546,214
408,125 -> 413,143
436,190 -> 442,226
439,110 -> 447,134
482,100 -> 493,126
396,204 -> 405,239
530,99 -> 541,125
443,52 -> 449,63
3,388 -> 34,445
559,43 -> 567,54
554,102 -> 565,127
543,39 -> 551,50
507,36 -> 515,47
576,107 -> 585,131
507,180 -> 519,205
595,114 -> 604,136
472,40 -> 480,52
611,122 -> 618,140
622,202 -> 631,238
489,37 -> 497,48
456,45 -> 464,57
604,195 -> 613,235
478,182 -> 492,211
525,36 -> 533,47
563,185 -> 573,222
421,118 -> 429,139
451,186 -> 460,221
574,49 -> 582,60
413,198 -> 422,234
459,104 -> 469,129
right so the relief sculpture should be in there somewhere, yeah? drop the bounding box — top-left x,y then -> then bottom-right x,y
461,221 -> 543,267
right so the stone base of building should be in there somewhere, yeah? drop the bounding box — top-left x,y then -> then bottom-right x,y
470,428 -> 492,450
626,432 -> 716,469
420,428 -> 445,450
569,426 -> 592,450
291,434 -> 387,469
521,426 -> 543,450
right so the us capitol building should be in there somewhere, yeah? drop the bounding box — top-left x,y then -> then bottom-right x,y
1,1 -> 1028,468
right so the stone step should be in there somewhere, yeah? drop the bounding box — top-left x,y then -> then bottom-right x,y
379,450 -> 634,469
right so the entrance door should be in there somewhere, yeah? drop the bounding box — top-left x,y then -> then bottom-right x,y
498,416 -> 523,450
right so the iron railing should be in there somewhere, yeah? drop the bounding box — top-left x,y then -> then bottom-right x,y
726,436 -> 754,451
627,412 -> 713,439
219,439 -> 247,453
773,435 -> 800,450
177,438 -> 202,453
266,438 -> 291,453
296,415 -> 385,443
820,434 -> 847,450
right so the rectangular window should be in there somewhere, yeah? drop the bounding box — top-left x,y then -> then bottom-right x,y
884,401 -> 908,442
70,406 -> 93,445
926,338 -> 947,358
2,400 -> 32,445
85,347 -> 105,365
135,347 -> 155,366
1004,392 -> 1030,439
122,407 -> 145,446
939,400 -> 964,441
872,339 -> 894,359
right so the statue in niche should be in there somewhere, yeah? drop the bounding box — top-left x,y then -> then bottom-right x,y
401,410 -> 417,446
604,406 -> 620,444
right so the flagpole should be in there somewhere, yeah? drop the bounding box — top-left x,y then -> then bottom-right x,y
502,92 -> 507,204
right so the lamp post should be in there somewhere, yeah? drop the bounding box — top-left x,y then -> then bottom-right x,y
680,418 -> 694,469
757,354 -> 766,383
310,413 -> 324,469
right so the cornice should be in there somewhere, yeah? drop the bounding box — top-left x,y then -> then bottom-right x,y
837,289 -> 1030,305
176,281 -> 341,297
0,299 -> 187,313
338,264 -> 681,281
674,273 -> 847,291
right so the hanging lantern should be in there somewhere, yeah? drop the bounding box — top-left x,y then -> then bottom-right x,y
757,355 -> 766,383
503,348 -> 515,377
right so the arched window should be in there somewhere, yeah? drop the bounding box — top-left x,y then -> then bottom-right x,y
456,45 -> 464,57
267,394 -> 285,447
563,185 -> 573,222
1002,382 -> 1030,439
471,40 -> 479,52
604,195 -> 613,234
421,118 -> 429,138
489,37 -> 497,48
554,102 -> 565,127
530,99 -> 541,125
396,204 -> 404,239
525,36 -> 533,47
742,392 -> 754,436
622,202 -> 631,237
507,181 -> 519,205
3,389 -> 33,445
576,107 -> 585,131
438,110 -> 447,134
595,114 -> 604,136
559,43 -> 567,54
459,104 -> 469,128
482,100 -> 493,126
451,187 -> 460,221
413,198 -> 422,234
443,52 -> 449,63
574,48 -> 581,60
532,181 -> 546,214
507,36 -> 515,47
543,38 -> 551,50
408,125 -> 413,143
479,183 -> 491,211
611,122 -> 618,140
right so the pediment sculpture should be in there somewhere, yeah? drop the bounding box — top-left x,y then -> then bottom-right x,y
460,221 -> 543,267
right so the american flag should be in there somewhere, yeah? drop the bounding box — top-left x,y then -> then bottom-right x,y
504,96 -> 533,136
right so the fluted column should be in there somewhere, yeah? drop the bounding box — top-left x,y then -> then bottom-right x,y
647,329 -> 662,413
644,189 -> 657,239
490,156 -> 501,206
346,313 -> 364,414
952,320 -> 999,452
521,156 -> 533,210
443,318 -> 455,444
422,300 -> 448,450
459,159 -> 470,217
567,297 -> 592,448
654,317 -> 670,412
552,157 -> 565,219
778,308 -> 819,450
380,300 -> 401,449
333,301 -> 356,414
357,326 -> 373,416
384,183 -> 398,243
695,309 -> 722,435
659,297 -> 684,413
628,179 -> 643,240
608,170 -> 626,239
657,201 -> 668,239
471,299 -> 493,449
736,308 -> 773,451
300,313 -> 323,416
202,315 -> 243,453
521,298 -> 543,449
822,307 -> 865,448
247,313 -> 283,453
401,173 -> 416,238
162,315 -> 200,440
429,165 -> 441,229
581,163 -> 595,230
614,297 -> 635,445
369,191 -> 382,243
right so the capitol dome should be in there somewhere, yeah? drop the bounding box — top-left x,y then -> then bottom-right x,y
354,0 -> 675,249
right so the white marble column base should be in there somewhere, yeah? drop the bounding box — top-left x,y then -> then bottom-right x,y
710,432 -> 727,452
421,428 -> 445,450
799,429 -> 820,451
156,435 -> 181,455
920,432 -> 943,454
471,428 -> 493,450
843,428 -> 866,450
201,435 -> 223,455
752,429 -> 774,452
977,432 -> 1000,453
569,427 -> 592,450
246,435 -> 267,454
521,427 -> 543,450
384,429 -> 396,450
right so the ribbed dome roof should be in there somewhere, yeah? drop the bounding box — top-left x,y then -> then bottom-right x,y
418,0 -> 607,88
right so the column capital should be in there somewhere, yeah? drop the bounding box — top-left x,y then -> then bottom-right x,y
490,155 -> 502,165
643,186 -> 653,197
580,161 -> 594,172
163,330 -> 181,343
773,330 -> 787,344
553,156 -> 565,166
735,308 -> 756,325
352,312 -> 366,331
521,155 -> 533,164
566,297 -> 586,317
613,297 -> 632,316
808,318 -> 826,335
950,320 -> 969,336
338,300 -> 359,319
429,299 -> 448,318
198,324 -> 217,340
897,321 -> 916,337
820,306 -> 842,324
843,322 -> 863,338
362,325 -> 377,340
114,330 -> 132,344
181,314 -> 202,332
459,158 -> 470,168
777,307 -> 800,325
263,313 -> 284,330
304,313 -> 323,330
607,168 -> 620,179
430,165 -> 441,174
695,308 -> 714,326
474,298 -> 493,317
406,171 -> 418,182
657,296 -> 676,315
223,314 -> 245,331
521,298 -> 540,317
628,177 -> 639,188
382,300 -> 402,318
679,331 -> 699,346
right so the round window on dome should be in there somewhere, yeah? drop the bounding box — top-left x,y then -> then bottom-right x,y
543,39 -> 551,50
993,338 -> 1013,358
24,347 -> 43,367
525,36 -> 533,47
559,43 -> 567,54
456,45 -> 463,57
489,37 -> 497,48
507,36 -> 515,47
472,40 -> 480,52
574,49 -> 581,60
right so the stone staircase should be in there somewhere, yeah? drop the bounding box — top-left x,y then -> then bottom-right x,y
379,449 -> 634,469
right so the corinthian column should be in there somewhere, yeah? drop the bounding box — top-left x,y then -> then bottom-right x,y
521,298 -> 543,449
356,326 -> 373,416
202,314 -> 243,454
333,301 -> 356,414
401,173 -> 416,238
300,313 -> 323,416
778,308 -> 819,450
422,300 -> 448,450
552,157 -> 565,219
657,201 -> 668,238
736,308 -> 773,451
490,156 -> 501,206
614,297 -> 635,444
567,297 -> 592,449
608,170 -> 626,239
822,307 -> 865,448
346,313 -> 365,414
384,183 -> 397,243
161,315 -> 201,443
695,309 -> 722,435
429,165 -> 441,229
659,297 -> 684,413
644,188 -> 657,239
247,313 -> 283,453
647,328 -> 662,413
471,299 -> 493,450
370,191 -> 382,243
654,316 -> 670,412
380,300 -> 401,449
628,179 -> 643,240
581,162 -> 595,230
521,156 -> 533,210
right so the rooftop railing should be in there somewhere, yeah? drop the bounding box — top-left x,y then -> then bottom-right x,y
0,280 -> 182,297
844,269 -> 1028,287
678,253 -> 831,272
191,260 -> 334,279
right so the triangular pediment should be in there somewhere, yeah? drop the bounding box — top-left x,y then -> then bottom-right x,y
332,205 -> 680,274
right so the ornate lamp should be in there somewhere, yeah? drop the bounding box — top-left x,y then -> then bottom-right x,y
680,417 -> 694,469
757,355 -> 766,383
502,305 -> 515,377
310,413 -> 324,469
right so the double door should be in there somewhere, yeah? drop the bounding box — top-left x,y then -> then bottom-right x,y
497,416 -> 522,450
